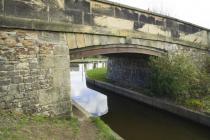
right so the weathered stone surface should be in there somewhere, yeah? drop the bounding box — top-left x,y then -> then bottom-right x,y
165,19 -> 179,38
84,34 -> 93,47
179,23 -> 200,34
0,29 -> 71,116
54,44 -> 69,55
11,76 -> 23,84
115,7 -> 138,21
98,35 -> 109,45
5,0 -> 48,20
139,14 -> 149,23
134,21 -> 145,30
54,56 -> 69,68
65,0 -> 90,12
48,0 -> 73,23
75,34 -> 85,48
66,33 -> 77,49
94,15 -> 134,30
65,9 -> 83,24
0,0 -> 208,48
39,56 -> 54,68
208,31 -> 210,48
0,79 -> 10,86
92,35 -> 101,46
84,13 -> 94,25
0,0 -> 3,15
107,54 -> 151,87
92,1 -> 114,16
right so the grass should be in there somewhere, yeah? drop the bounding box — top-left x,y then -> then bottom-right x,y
86,68 -> 108,82
91,117 -> 123,140
0,110 -> 122,140
0,110 -> 80,140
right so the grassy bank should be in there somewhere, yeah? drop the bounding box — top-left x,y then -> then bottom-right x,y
86,68 -> 108,82
0,111 -> 80,140
92,117 -> 123,140
0,110 -> 122,140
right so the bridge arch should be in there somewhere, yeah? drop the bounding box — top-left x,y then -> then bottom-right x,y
70,44 -> 166,60
70,43 -> 166,87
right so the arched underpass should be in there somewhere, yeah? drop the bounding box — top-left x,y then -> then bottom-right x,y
70,44 -> 166,87
70,44 -> 165,60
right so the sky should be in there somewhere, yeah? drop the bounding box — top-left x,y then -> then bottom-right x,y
109,0 -> 210,29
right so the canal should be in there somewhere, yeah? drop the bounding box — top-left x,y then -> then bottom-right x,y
70,62 -> 210,140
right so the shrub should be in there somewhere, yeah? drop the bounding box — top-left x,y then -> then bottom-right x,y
149,53 -> 210,101
204,55 -> 210,73
185,99 -> 205,111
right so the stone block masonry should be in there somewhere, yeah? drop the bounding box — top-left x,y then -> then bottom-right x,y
107,54 -> 151,87
0,29 -> 71,116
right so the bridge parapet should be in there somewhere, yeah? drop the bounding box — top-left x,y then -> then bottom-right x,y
0,0 -> 209,50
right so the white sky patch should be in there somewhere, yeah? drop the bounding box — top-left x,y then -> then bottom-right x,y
109,0 -> 210,29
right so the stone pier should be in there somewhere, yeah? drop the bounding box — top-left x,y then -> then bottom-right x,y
0,29 -> 71,115
107,54 -> 151,87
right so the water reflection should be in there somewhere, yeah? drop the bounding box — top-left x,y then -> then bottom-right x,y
70,62 -> 108,116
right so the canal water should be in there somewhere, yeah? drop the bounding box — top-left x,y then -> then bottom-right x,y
70,62 -> 210,140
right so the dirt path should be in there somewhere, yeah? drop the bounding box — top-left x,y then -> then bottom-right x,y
72,106 -> 99,140
0,108 -> 99,140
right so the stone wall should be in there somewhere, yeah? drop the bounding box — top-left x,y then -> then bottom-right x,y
0,29 -> 71,115
107,54 -> 150,87
0,0 -> 209,50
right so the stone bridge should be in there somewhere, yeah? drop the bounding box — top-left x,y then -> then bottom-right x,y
0,0 -> 209,115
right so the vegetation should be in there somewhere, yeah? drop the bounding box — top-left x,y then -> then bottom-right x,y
86,54 -> 210,114
149,54 -> 210,112
0,110 -> 81,140
0,109 -> 122,140
203,96 -> 210,114
86,68 -> 108,82
91,117 -> 123,140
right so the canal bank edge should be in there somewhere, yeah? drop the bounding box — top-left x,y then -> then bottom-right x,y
71,92 -> 124,140
86,78 -> 210,128
72,100 -> 92,118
